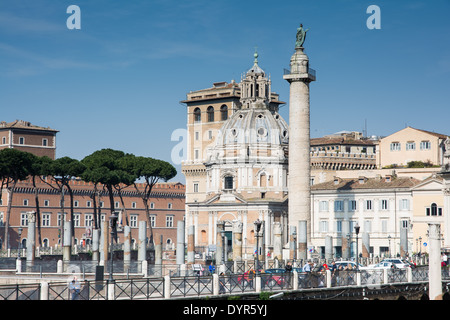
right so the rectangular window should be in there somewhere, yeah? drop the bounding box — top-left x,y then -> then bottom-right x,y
194,149 -> 199,160
132,202 -> 137,209
84,214 -> 93,227
168,203 -> 172,209
193,182 -> 199,193
381,219 -> 388,233
150,202 -> 155,209
406,141 -> 415,150
401,220 -> 409,229
149,215 -> 156,228
400,199 -> 410,210
420,141 -> 431,150
334,200 -> 344,212
1,137 -> 5,144
364,220 -> 372,232
42,138 -> 48,146
319,201 -> 329,212
23,199 -> 29,206
115,201 -> 120,208
319,220 -> 328,232
195,131 -> 199,141
336,220 -> 342,233
86,201 -> 92,208
365,200 -> 373,211
380,199 -> 389,210
20,213 -> 28,226
349,200 -> 357,212
74,200 -> 79,207
73,214 -> 80,227
224,176 -> 233,190
19,137 -> 25,145
390,142 -> 400,151
44,200 -> 50,207
166,215 -> 174,228
42,213 -> 51,227
130,215 -> 138,228
57,213 -> 63,227
208,130 -> 213,140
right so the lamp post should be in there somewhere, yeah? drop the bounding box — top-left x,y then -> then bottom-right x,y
354,224 -> 360,270
254,219 -> 262,274
109,212 -> 118,282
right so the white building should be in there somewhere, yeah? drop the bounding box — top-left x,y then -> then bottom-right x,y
311,175 -> 420,257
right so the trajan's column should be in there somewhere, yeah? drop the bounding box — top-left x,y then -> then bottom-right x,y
283,24 -> 316,259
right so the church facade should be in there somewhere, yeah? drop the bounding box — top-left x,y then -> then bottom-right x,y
181,52 -> 289,259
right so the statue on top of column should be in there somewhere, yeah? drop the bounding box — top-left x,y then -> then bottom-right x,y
295,23 -> 309,48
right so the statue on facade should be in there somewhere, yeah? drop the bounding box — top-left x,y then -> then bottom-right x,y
442,137 -> 450,172
295,23 -> 309,48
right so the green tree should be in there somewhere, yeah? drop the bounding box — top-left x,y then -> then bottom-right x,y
28,155 -> 53,247
41,157 -> 86,245
0,149 -> 34,249
131,156 -> 176,246
81,149 -> 136,234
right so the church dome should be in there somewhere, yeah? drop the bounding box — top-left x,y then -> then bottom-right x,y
217,106 -> 289,147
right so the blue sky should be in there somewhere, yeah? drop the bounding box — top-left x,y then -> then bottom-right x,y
1,0 -> 449,183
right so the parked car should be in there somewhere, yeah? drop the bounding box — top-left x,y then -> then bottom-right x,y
380,258 -> 412,268
334,261 -> 363,270
360,261 -> 399,270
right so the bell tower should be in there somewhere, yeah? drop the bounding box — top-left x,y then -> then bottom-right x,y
240,50 -> 272,109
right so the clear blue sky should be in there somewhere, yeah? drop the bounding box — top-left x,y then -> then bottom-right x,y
1,0 -> 449,183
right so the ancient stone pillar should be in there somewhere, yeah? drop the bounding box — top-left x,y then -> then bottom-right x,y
187,225 -> 195,264
428,223 -> 443,300
26,211 -> 36,264
176,220 -> 185,265
362,232 -> 370,258
138,221 -> 147,262
232,220 -> 243,261
273,222 -> 282,260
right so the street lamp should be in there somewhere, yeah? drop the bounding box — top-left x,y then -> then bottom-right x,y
109,212 -> 118,281
354,224 -> 360,270
254,219 -> 262,274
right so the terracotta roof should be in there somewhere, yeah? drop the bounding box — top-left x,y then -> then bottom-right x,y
311,176 -> 421,191
0,120 -> 58,132
412,127 -> 449,140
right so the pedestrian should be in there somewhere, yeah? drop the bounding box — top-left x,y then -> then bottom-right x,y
285,262 -> 293,273
209,262 -> 216,274
302,260 -> 312,272
219,272 -> 226,294
69,276 -> 81,300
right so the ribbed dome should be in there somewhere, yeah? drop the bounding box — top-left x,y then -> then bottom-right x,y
217,106 -> 289,146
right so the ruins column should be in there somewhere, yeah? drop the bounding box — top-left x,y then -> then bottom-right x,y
428,223 -> 442,300
187,225 -> 195,264
124,225 -> 131,267
216,221 -> 225,265
232,221 -> 243,261
362,232 -> 370,258
26,211 -> 36,265
138,221 -> 147,262
63,220 -> 72,262
273,222 -> 282,260
176,220 -> 185,265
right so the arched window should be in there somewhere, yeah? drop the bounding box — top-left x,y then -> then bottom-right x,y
220,105 -> 228,121
431,203 -> 437,216
194,108 -> 201,122
207,106 -> 214,122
